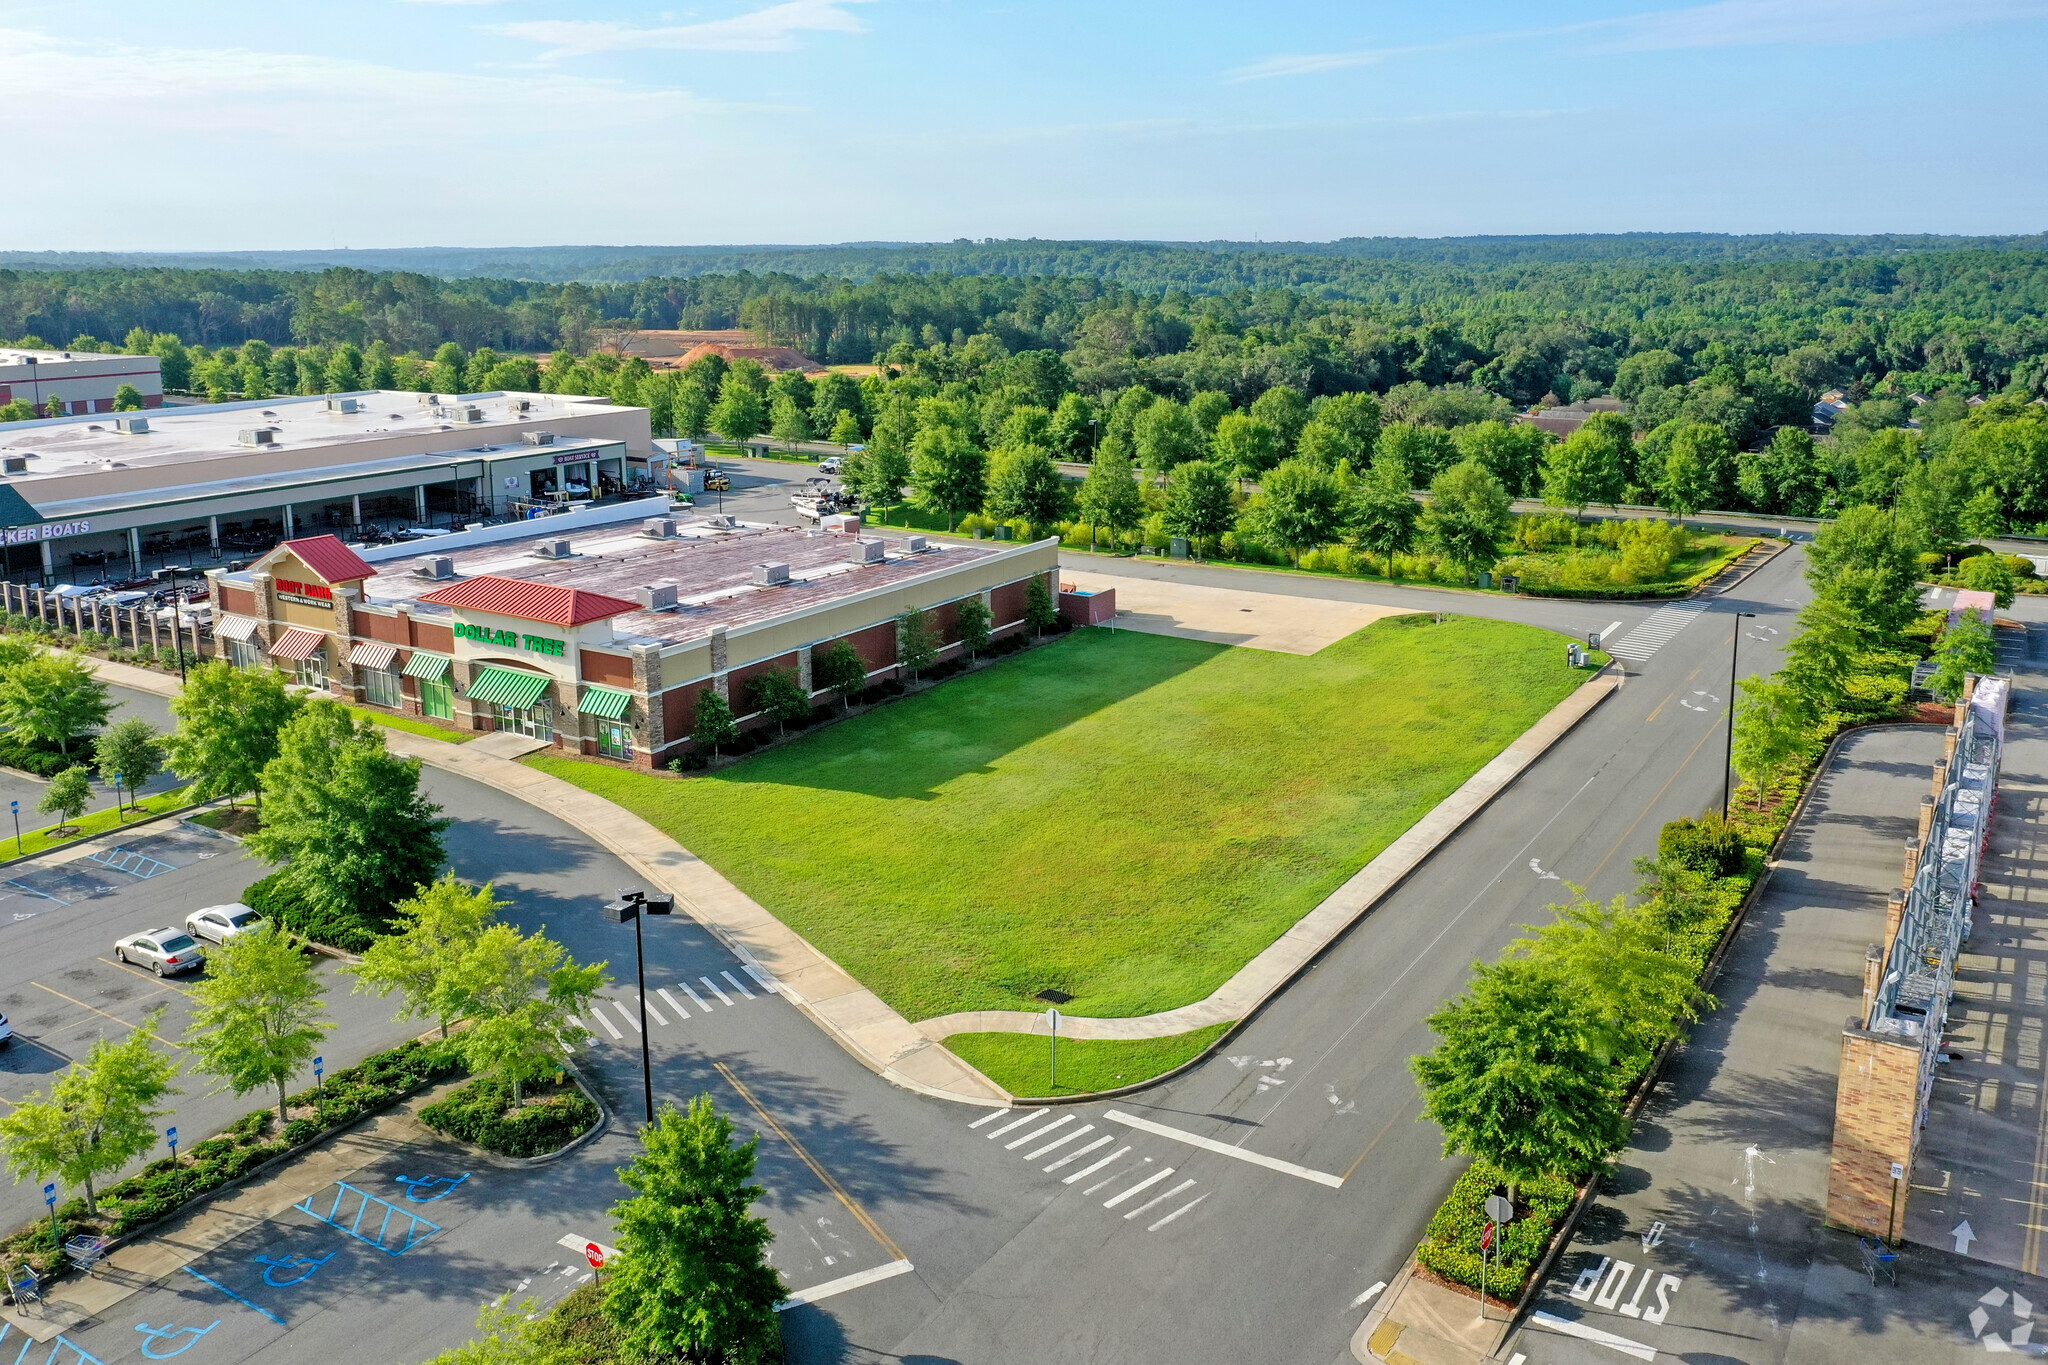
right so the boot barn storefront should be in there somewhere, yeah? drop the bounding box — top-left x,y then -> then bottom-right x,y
208,522 -> 1061,768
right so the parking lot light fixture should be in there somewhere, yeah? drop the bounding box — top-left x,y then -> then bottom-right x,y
599,888 -> 672,1123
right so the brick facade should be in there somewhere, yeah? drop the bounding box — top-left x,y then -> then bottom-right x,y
1824,1023 -> 1923,1237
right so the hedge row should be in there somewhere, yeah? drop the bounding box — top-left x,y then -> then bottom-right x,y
419,1074 -> 600,1158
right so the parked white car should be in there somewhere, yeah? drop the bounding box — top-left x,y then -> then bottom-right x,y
818,456 -> 843,475
185,903 -> 264,945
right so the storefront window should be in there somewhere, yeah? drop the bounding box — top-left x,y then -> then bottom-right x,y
493,702 -> 552,740
226,638 -> 263,670
293,652 -> 328,690
419,677 -> 454,720
597,721 -> 632,759
364,668 -> 402,709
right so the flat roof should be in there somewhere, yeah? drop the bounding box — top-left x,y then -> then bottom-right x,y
0,350 -> 154,367
0,389 -> 624,486
244,519 -> 1012,648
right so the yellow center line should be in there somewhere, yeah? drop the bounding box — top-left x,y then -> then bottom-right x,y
30,981 -> 184,1048
715,1059 -> 905,1262
1343,1102 -> 1415,1181
1582,717 -> 1725,886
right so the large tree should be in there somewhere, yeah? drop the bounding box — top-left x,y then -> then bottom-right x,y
1541,419 -> 1629,517
1248,385 -> 1310,457
984,445 -> 1068,528
0,1011 -> 179,1215
167,662 -> 301,811
1656,423 -> 1735,516
245,700 -> 448,923
1246,458 -> 1345,566
187,926 -> 331,1123
0,652 -> 111,756
1133,398 -> 1205,473
603,1096 -> 784,1365
1453,419 -> 1549,499
1211,414 -> 1282,489
708,373 -> 767,445
1424,459 -> 1514,578
1163,459 -> 1237,551
1075,447 -> 1145,549
909,425 -> 986,531
1296,392 -> 1382,471
1346,461 -> 1422,574
444,923 -> 604,1106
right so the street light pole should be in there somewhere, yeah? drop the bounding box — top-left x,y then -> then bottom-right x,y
601,889 -> 672,1123
1724,611 -> 1755,818
166,566 -> 189,686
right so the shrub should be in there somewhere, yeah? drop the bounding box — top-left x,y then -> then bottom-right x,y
282,1118 -> 322,1146
243,868 -> 382,952
419,1074 -> 599,1158
1414,1161 -> 1580,1298
1657,813 -> 1747,878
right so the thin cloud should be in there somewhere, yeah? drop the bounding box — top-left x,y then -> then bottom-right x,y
1227,0 -> 2048,81
498,0 -> 873,60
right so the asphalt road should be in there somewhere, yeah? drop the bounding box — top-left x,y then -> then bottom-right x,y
0,683 -> 181,837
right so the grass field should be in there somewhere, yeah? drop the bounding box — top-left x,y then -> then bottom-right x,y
946,1024 -> 1233,1098
529,617 -> 1593,1022
5,785 -> 197,859
343,705 -> 474,743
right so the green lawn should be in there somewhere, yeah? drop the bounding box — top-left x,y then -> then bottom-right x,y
529,617 -> 1594,1021
946,1024 -> 1233,1098
4,785 -> 197,860
343,705 -> 474,743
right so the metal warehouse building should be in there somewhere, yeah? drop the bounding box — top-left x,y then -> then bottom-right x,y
0,388 -> 663,584
208,509 -> 1061,769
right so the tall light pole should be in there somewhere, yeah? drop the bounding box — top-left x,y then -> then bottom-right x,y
1724,611 -> 1755,817
600,888 -> 672,1122
158,565 -> 190,686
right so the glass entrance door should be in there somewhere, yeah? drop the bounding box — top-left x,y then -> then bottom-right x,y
493,702 -> 552,740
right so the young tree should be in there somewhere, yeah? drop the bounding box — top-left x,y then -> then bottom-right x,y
1346,461 -> 1422,574
1048,391 -> 1098,460
1929,612 -> 1998,703
830,409 -> 862,447
1025,576 -> 1060,637
1377,421 -> 1459,487
1737,425 -> 1826,516
708,373 -> 767,445
767,394 -> 811,444
1163,459 -> 1237,553
955,596 -> 993,657
603,1095 -> 783,1365
1075,447 -> 1145,549
96,717 -> 166,812
1210,413 -> 1282,489
1187,389 -> 1234,438
1248,385 -> 1311,457
1410,957 -> 1629,1199
0,1011 -> 179,1215
674,381 -> 713,441
1958,553 -> 2018,608
748,668 -> 810,736
187,926 -> 331,1123
1804,504 -> 1924,640
1424,459 -> 1513,578
897,607 -> 940,678
909,425 -> 986,531
168,662 -> 301,811
246,701 -> 448,924
984,445 -> 1068,529
812,640 -> 868,710
445,923 -> 604,1106
1656,423 -> 1734,516
37,766 -> 92,834
1133,398 -> 1204,473
1246,458 -> 1345,566
0,652 -> 111,756
1452,419 -> 1549,498
1514,891 -> 1709,1074
691,689 -> 738,757
349,874 -> 505,1038
1732,676 -> 1813,808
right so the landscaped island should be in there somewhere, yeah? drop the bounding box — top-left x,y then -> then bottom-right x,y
530,615 -> 1594,1028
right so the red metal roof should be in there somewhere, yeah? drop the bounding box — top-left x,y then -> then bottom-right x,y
281,535 -> 378,584
415,575 -> 640,627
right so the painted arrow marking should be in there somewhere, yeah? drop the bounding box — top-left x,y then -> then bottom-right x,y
1956,1219 -> 1978,1255
1529,858 -> 1560,880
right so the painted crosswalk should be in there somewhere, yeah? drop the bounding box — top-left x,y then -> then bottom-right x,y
569,960 -> 781,1048
1605,600 -> 1711,661
963,1108 -> 1213,1237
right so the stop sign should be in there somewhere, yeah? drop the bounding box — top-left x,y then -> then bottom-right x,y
584,1242 -> 605,1270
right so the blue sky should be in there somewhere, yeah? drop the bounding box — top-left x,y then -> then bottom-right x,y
4,0 -> 2046,249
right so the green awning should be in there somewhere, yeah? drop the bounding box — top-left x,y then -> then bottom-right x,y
402,651 -> 452,680
466,665 -> 552,709
579,685 -> 633,721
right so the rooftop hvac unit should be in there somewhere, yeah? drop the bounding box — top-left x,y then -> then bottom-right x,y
522,430 -> 556,446
636,582 -> 679,610
418,393 -> 440,406
753,562 -> 791,586
325,397 -> 361,415
237,427 -> 279,447
512,399 -> 533,413
531,539 -> 573,560
640,517 -> 677,538
113,416 -> 149,435
1,457 -> 26,475
848,538 -> 885,565
820,513 -> 860,534
902,535 -> 928,553
412,555 -> 455,581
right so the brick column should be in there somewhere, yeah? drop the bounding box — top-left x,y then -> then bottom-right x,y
331,588 -> 357,699
710,626 -> 730,702
1860,946 -> 1885,1027
633,644 -> 665,770
251,573 -> 280,652
1826,1021 -> 1923,1237
797,643 -> 814,692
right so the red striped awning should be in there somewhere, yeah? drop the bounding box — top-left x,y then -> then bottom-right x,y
347,641 -> 398,670
268,627 -> 327,661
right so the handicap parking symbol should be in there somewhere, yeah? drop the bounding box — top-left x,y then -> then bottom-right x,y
252,1251 -> 337,1288
136,1320 -> 221,1358
392,1172 -> 470,1203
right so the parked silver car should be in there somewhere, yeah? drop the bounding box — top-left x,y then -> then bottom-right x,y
184,904 -> 263,945
112,929 -> 206,976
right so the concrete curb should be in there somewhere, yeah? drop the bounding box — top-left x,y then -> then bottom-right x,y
431,1057 -> 614,1170
0,795 -> 218,876
918,663 -> 1622,1047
